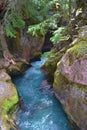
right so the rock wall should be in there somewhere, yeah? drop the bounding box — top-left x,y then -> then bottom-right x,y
53,27 -> 87,130
41,25 -> 87,130
23,34 -> 44,61
41,53 -> 62,83
7,29 -> 45,62
0,70 -> 19,130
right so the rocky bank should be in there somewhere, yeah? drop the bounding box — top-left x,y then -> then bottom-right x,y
0,70 -> 19,130
0,21 -> 52,129
42,26 -> 87,130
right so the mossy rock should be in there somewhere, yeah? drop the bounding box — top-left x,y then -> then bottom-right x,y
54,69 -> 87,130
0,70 -> 19,130
33,51 -> 42,57
41,52 -> 62,83
68,39 -> 87,65
53,38 -> 87,130
0,70 -> 11,82
6,60 -> 29,76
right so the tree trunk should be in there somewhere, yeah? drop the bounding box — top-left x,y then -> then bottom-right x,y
0,21 -> 16,64
69,0 -> 72,18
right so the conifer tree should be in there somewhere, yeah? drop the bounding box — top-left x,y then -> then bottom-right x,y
0,0 -> 79,63
0,0 -> 58,63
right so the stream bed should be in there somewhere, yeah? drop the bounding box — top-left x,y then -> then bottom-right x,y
13,58 -> 72,130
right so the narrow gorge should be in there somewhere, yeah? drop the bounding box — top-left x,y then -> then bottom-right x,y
13,58 -> 72,130
0,0 -> 87,130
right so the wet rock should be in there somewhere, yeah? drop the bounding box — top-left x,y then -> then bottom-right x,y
23,35 -> 44,62
42,32 -> 53,53
40,80 -> 51,90
41,52 -> 63,83
53,38 -> 87,130
7,28 -> 44,62
0,70 -> 19,130
6,60 -> 29,76
19,96 -> 28,112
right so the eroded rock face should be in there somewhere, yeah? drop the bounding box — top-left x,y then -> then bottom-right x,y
22,33 -> 44,62
0,70 -> 19,130
58,43 -> 87,85
41,52 -> 63,83
7,28 -> 44,62
53,40 -> 87,130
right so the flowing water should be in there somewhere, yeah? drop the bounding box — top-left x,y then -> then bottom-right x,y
13,58 -> 72,130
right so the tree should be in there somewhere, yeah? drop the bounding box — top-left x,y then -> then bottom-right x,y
0,0 -> 59,64
0,0 -> 78,63
69,0 -> 71,18
0,0 -> 16,64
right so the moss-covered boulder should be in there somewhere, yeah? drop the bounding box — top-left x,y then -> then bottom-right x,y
6,60 -> 29,76
41,50 -> 64,83
41,56 -> 61,83
0,70 -> 19,130
53,39 -> 87,130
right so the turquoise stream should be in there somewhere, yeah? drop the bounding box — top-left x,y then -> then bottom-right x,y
13,58 -> 72,130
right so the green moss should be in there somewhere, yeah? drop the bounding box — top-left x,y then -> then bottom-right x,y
53,39 -> 87,130
53,69 -> 87,129
16,62 -> 24,69
2,94 -> 18,113
42,50 -> 55,58
42,51 -> 52,58
53,70 -> 60,88
0,88 -> 19,129
16,61 -> 29,68
7,61 -> 29,76
0,71 -> 19,129
44,55 -> 62,83
53,70 -> 68,91
33,51 -> 42,57
69,40 -> 87,59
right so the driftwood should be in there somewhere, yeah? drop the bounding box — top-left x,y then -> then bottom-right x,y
3,49 -> 16,65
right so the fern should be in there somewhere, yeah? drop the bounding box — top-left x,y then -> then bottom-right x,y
12,13 -> 25,28
4,11 -> 25,37
28,14 -> 60,37
3,0 -> 60,38
3,0 -> 25,37
50,27 -> 65,44
28,23 -> 46,37
5,24 -> 17,38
